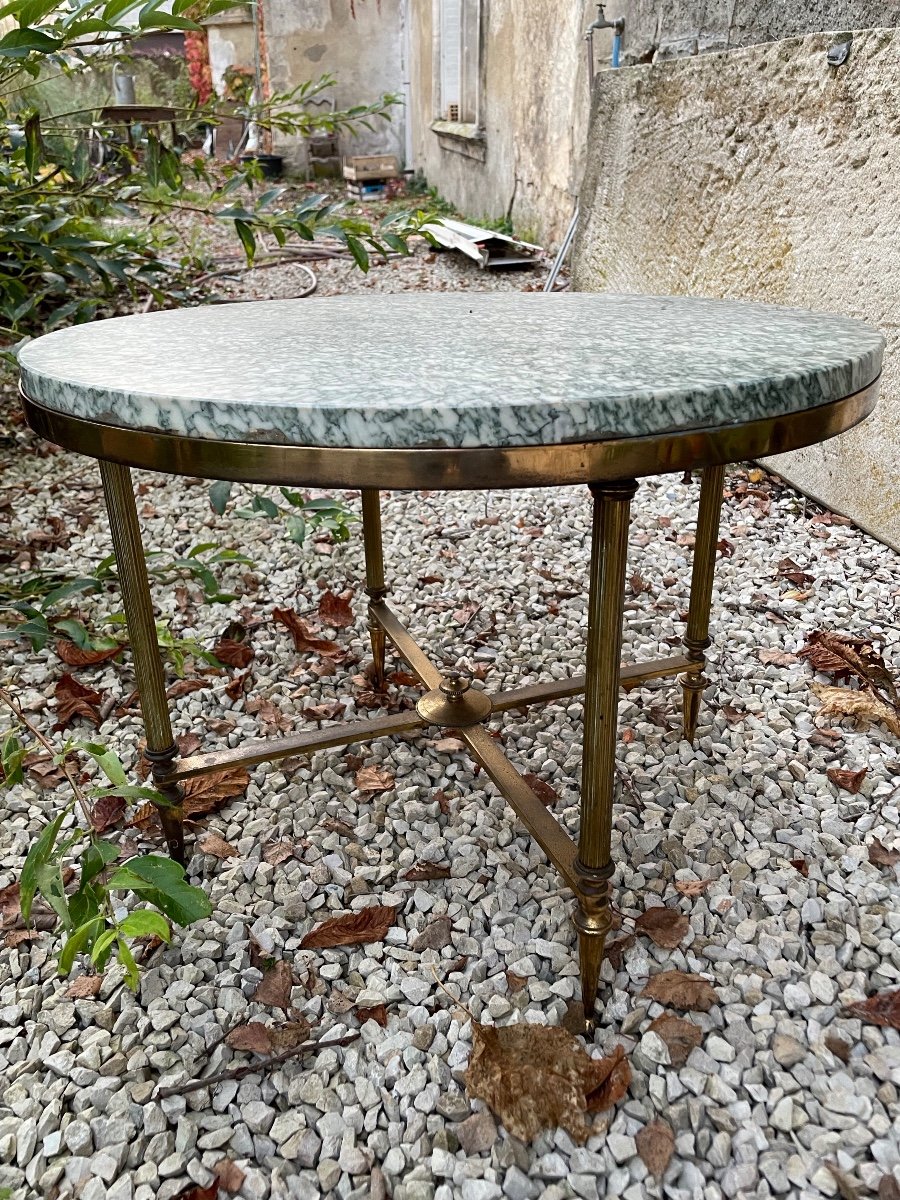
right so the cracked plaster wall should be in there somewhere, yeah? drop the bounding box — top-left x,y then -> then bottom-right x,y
572,28 -> 900,549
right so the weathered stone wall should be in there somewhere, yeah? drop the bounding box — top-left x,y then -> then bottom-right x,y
573,29 -> 899,549
621,0 -> 900,62
261,0 -> 405,172
409,0 -> 617,245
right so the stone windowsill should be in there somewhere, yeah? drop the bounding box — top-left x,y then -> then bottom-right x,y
431,121 -> 486,163
430,120 -> 485,142
202,6 -> 253,26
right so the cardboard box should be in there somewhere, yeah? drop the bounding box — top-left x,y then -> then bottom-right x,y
343,154 -> 400,182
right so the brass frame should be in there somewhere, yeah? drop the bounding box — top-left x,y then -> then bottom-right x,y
23,375 -> 878,1025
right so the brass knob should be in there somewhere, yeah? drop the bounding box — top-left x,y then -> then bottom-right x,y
440,670 -> 469,702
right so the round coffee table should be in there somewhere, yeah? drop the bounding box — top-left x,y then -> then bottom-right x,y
19,292 -> 883,1024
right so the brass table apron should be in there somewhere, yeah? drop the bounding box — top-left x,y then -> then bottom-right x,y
19,378 -> 880,1025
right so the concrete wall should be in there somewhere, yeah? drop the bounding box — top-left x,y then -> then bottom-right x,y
205,11 -> 257,99
621,1 -> 900,62
408,0 -> 620,245
572,29 -> 899,550
260,0 -> 405,172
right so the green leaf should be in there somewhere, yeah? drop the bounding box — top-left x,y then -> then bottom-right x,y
345,235 -> 369,272
55,618 -> 94,650
20,808 -> 66,923
1,732 -> 26,788
91,783 -> 173,805
79,839 -> 118,886
208,480 -> 232,515
23,112 -> 42,180
90,926 -> 118,964
117,937 -> 140,990
233,219 -> 257,265
285,514 -> 307,545
58,916 -> 104,976
251,494 -> 279,519
0,26 -> 62,55
118,909 -> 171,941
76,743 -> 128,787
34,861 -> 70,929
107,855 -> 212,926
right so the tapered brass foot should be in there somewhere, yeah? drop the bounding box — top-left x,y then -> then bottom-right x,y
680,669 -> 707,745
681,464 -> 725,744
361,489 -> 389,691
367,609 -> 388,692
573,859 -> 614,1030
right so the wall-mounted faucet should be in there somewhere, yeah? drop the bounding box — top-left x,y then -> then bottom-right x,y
585,4 -> 625,78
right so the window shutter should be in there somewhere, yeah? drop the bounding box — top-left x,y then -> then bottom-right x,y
440,0 -> 461,119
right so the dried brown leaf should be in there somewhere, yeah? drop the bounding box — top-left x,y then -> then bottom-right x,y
791,858 -> 810,877
303,701 -> 346,721
251,960 -> 295,1010
245,696 -> 291,732
167,679 -> 206,699
268,1019 -> 313,1053
67,974 -> 103,998
800,629 -> 897,699
174,1184 -> 218,1200
647,1014 -> 703,1066
845,990 -> 900,1029
757,648 -> 799,666
301,905 -> 398,950
213,637 -> 254,668
505,971 -> 527,992
388,670 -> 421,688
412,916 -> 453,953
635,1118 -> 675,1178
776,557 -> 815,586
224,670 -> 251,702
721,704 -> 745,725
827,766 -> 868,794
318,589 -> 354,628
128,801 -> 158,831
225,1022 -> 273,1054
640,970 -> 718,1012
435,789 -> 451,815
811,684 -> 900,737
464,1023 -> 630,1144
356,1004 -> 389,1027
824,1032 -> 852,1063
5,929 -> 41,948
198,832 -> 238,860
54,673 -> 103,730
604,934 -> 636,971
355,765 -> 395,793
90,794 -> 126,833
523,774 -> 559,807
182,767 -> 250,817
214,1159 -> 246,1194
634,907 -> 689,949
869,839 -> 900,868
56,639 -> 122,667
0,880 -> 20,921
674,878 -> 713,897
273,608 -> 342,656
262,840 -> 297,865
878,1176 -> 900,1200
401,862 -> 451,882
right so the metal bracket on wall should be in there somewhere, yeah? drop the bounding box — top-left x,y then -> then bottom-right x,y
827,35 -> 853,67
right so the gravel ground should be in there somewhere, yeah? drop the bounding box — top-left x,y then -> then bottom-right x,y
2,243 -> 900,1200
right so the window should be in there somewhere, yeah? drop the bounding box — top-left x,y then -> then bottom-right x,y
437,0 -> 480,126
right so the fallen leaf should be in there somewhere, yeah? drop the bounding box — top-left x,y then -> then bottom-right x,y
435,789 -> 451,815
269,1019 -> 313,1052
791,859 -> 810,877
326,989 -> 355,1015
674,878 -> 713,897
128,802 -> 158,831
262,841 -> 297,865
54,674 -> 103,730
67,975 -> 103,998
640,970 -> 718,1012
629,572 -> 652,595
523,774 -> 559,807
635,1118 -> 675,1178
226,1022 -> 273,1054
776,557 -> 815,587
647,1014 -> 703,1066
273,609 -> 342,656
355,765 -> 395,793
356,1003 -> 389,1027
182,767 -> 250,817
505,971 -> 527,992
717,538 -> 735,558
584,1044 -> 631,1112
757,648 -> 799,666
303,701 -> 346,721
844,990 -> 900,1029
826,1161 -> 865,1200
245,696 -> 291,732
401,862 -> 451,882
0,881 -> 21,921
321,816 -> 355,837
5,929 -> 41,948
214,1159 -> 245,1194
301,905 -> 398,950
878,1175 -> 900,1200
412,916 -> 453,952
177,733 -> 203,757
387,670 -> 421,688
224,671 -> 251,702
811,684 -> 900,738
801,629 -> 896,698
252,960 -> 295,1010
824,1032 -> 851,1063
433,736 -> 466,753
213,637 -> 254,668
634,907 -> 690,949
56,640 -> 122,667
198,832 -> 238,860
90,794 -> 126,833
174,1184 -> 218,1200
465,1023 -> 630,1143
869,839 -> 900,868
604,934 -> 636,971
827,766 -> 868,794
721,704 -> 745,725
167,679 -> 206,699
318,589 -> 354,628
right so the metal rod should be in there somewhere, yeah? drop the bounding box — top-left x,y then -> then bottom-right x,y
361,488 -> 388,689
371,603 -> 443,689
98,460 -> 185,863
681,464 -> 726,741
574,479 -> 637,1024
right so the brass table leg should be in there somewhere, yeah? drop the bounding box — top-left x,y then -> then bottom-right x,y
361,488 -> 388,690
99,461 -> 186,864
681,464 -> 726,742
575,480 -> 637,1025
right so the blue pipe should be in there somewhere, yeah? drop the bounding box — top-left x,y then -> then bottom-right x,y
612,30 -> 622,68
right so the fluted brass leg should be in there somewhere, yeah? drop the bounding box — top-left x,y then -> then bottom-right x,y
681,464 -> 726,743
576,480 -> 637,1027
99,461 -> 185,865
361,488 -> 389,690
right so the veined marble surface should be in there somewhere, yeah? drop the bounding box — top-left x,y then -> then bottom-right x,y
18,293 -> 884,450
